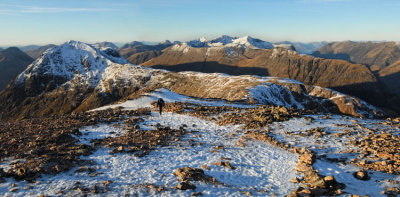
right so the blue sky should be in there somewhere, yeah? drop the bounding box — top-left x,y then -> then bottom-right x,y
0,0 -> 399,46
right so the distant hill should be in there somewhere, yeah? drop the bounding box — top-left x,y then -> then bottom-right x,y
19,45 -> 42,51
25,44 -> 57,59
312,41 -> 400,70
92,42 -> 118,49
0,47 -> 34,90
126,50 -> 162,65
276,41 -> 327,54
118,40 -> 178,65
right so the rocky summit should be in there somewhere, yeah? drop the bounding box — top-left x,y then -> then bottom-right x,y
0,40 -> 399,197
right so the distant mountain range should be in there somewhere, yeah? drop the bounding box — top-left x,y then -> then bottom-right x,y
1,36 -> 400,115
0,41 -> 381,120
139,36 -> 393,113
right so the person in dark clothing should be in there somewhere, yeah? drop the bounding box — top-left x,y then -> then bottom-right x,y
156,98 -> 165,115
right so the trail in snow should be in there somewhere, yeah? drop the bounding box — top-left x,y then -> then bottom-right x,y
1,90 -> 399,196
0,111 -> 298,197
93,88 -> 254,112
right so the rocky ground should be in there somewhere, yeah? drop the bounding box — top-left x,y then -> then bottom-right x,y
0,89 -> 399,196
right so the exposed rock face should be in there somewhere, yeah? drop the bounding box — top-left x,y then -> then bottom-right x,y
0,47 -> 34,91
0,41 -> 383,120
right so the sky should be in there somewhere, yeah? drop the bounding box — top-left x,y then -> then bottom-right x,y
0,0 -> 399,46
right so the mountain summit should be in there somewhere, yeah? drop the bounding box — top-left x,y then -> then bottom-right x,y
185,35 -> 274,49
16,40 -> 127,91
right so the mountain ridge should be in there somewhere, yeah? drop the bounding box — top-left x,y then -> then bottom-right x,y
0,41 -> 381,120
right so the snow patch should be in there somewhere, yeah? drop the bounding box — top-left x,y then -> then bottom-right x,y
92,88 -> 254,111
249,84 -> 304,109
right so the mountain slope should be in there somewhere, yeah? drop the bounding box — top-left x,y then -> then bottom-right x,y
0,47 -> 34,90
141,41 -> 389,112
312,41 -> 400,70
312,41 -> 400,113
379,59 -> 400,96
25,44 -> 57,59
0,41 -> 381,120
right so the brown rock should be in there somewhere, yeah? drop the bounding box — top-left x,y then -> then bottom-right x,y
104,180 -> 112,187
191,192 -> 203,196
324,175 -> 335,183
353,170 -> 370,180
117,146 -> 124,152
177,181 -> 196,190
17,167 -> 26,177
174,167 -> 218,183
212,161 -> 236,170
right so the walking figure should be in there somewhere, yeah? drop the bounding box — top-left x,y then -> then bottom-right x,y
156,98 -> 165,115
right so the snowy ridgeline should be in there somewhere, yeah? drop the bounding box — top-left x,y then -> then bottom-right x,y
1,90 -> 399,196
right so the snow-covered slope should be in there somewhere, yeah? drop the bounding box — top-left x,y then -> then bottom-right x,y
16,40 -> 127,87
0,88 -> 397,196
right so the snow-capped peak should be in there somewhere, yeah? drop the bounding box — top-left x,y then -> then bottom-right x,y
159,40 -> 172,45
16,40 -> 127,86
186,37 -> 209,48
209,35 -> 236,45
180,35 -> 274,50
231,36 -> 274,49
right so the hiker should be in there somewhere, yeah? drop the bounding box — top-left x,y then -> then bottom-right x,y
156,98 -> 165,115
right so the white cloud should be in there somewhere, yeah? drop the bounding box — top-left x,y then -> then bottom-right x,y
0,5 -> 112,15
22,6 -> 111,13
